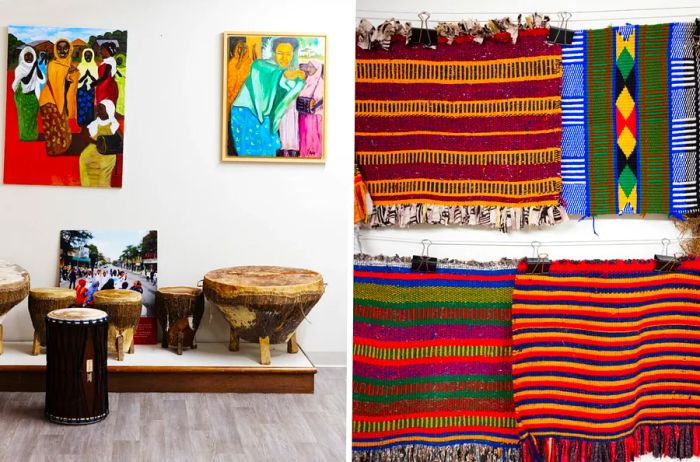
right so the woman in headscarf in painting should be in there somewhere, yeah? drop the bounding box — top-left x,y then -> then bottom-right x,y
79,99 -> 120,187
12,46 -> 45,141
298,59 -> 324,158
114,53 -> 127,115
39,38 -> 79,155
76,48 -> 98,126
229,37 -> 306,156
93,42 -> 119,107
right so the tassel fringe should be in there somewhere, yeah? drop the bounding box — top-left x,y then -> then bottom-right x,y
356,14 -> 550,50
365,204 -> 568,233
522,425 -> 700,462
353,444 -> 521,462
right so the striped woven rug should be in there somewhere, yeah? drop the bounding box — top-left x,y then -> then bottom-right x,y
512,258 -> 700,462
561,23 -> 700,217
355,27 -> 566,232
353,255 -> 521,462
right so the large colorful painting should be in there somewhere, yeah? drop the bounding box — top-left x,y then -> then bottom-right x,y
221,33 -> 326,163
4,25 -> 127,187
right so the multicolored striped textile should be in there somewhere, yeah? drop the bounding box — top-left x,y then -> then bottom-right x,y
355,28 -> 567,232
353,255 -> 521,462
561,23 -> 700,217
511,258 -> 700,462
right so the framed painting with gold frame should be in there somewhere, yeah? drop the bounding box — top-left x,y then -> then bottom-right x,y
221,32 -> 326,163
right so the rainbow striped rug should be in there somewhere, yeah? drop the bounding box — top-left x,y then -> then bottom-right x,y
355,27 -> 566,232
561,23 -> 700,217
353,255 -> 521,462
512,259 -> 700,462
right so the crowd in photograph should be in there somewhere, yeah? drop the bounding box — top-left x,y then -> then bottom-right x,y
60,266 -> 151,307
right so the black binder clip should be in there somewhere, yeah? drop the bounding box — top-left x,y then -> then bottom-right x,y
411,239 -> 437,273
526,241 -> 551,274
654,238 -> 681,272
547,12 -> 574,46
407,11 -> 437,49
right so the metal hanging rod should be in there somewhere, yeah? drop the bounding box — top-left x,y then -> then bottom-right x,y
357,13 -> 700,24
357,6 -> 700,15
356,234 -> 691,248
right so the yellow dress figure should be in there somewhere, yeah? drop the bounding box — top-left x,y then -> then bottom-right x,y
79,100 -> 119,187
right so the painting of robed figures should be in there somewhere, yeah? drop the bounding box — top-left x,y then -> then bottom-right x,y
221,33 -> 326,163
4,25 -> 127,187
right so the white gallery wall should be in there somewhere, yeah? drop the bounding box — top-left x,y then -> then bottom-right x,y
355,0 -> 698,262
0,0 -> 356,363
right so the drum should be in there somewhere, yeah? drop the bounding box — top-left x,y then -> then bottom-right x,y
93,289 -> 141,361
0,261 -> 30,354
155,287 -> 204,355
45,308 -> 108,425
28,288 -> 76,355
203,266 -> 325,365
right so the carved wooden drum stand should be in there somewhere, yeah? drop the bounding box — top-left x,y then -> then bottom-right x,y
203,266 -> 324,365
45,308 -> 108,425
28,288 -> 76,355
93,289 -> 141,361
155,287 -> 204,355
0,261 -> 30,354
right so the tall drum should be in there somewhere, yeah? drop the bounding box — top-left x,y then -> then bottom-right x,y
0,261 -> 30,354
28,288 -> 76,355
45,308 -> 109,425
93,289 -> 141,361
203,266 -> 325,365
155,287 -> 204,355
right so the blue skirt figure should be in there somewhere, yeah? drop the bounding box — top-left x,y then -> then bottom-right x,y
77,85 -> 95,127
230,106 -> 280,156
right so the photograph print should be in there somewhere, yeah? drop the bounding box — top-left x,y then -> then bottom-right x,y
4,25 -> 127,187
222,33 -> 326,162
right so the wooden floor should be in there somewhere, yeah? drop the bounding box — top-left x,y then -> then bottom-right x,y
0,367 -> 346,462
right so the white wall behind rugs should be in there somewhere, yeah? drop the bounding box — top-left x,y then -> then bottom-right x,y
0,0 -> 356,363
355,0 -> 698,262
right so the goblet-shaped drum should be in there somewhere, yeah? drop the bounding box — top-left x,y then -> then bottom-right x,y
28,288 -> 76,355
0,261 -> 30,354
93,289 -> 141,361
203,266 -> 324,365
155,287 -> 204,355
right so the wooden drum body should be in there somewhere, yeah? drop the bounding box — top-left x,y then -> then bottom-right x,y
203,266 -> 324,365
93,289 -> 141,361
45,308 -> 109,425
28,288 -> 76,355
155,287 -> 204,355
0,261 -> 30,354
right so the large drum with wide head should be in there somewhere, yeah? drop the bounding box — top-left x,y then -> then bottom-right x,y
93,289 -> 141,361
28,288 -> 76,355
45,308 -> 108,425
0,261 -> 30,354
155,286 -> 204,355
203,266 -> 324,365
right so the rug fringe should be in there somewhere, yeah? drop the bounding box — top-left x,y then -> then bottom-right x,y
353,444 -> 522,462
523,425 -> 700,462
354,253 -> 520,269
365,204 -> 568,232
356,14 -> 550,50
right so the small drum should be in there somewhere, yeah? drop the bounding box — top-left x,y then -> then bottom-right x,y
203,266 -> 325,365
93,289 -> 141,361
45,308 -> 108,425
155,287 -> 204,355
28,288 -> 76,355
0,261 -> 30,354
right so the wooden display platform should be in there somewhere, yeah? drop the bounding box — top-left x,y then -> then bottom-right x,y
0,342 -> 316,393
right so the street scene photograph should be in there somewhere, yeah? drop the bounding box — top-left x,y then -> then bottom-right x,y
58,229 -> 158,316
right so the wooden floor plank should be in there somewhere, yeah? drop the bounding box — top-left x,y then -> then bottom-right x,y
0,368 -> 345,462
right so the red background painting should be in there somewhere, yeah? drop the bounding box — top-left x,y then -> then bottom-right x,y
4,69 -> 123,187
